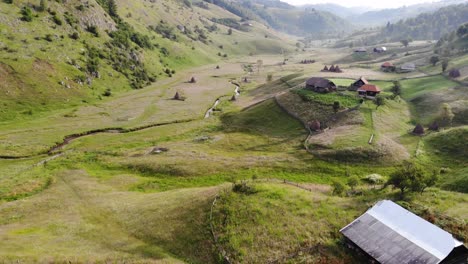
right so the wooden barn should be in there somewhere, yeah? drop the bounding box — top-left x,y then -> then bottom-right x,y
357,84 -> 381,98
305,77 -> 337,93
350,76 -> 369,90
341,200 -> 468,264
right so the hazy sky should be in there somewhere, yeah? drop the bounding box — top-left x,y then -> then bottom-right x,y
281,0 -> 440,8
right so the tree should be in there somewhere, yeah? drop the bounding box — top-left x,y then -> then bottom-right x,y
390,81 -> 401,96
347,176 -> 359,191
39,0 -> 47,12
439,103 -> 454,127
333,101 -> 340,113
257,59 -> 263,74
430,56 -> 439,66
332,180 -> 346,196
386,161 -> 436,198
400,39 -> 411,47
108,0 -> 119,19
374,95 -> 385,109
441,59 -> 449,72
266,73 -> 273,82
227,28 -> 232,35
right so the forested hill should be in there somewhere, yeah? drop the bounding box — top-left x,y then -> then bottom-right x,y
380,4 -> 468,41
435,23 -> 468,56
351,0 -> 467,26
203,0 -> 353,37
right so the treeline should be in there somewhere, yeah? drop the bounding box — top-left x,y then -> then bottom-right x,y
435,23 -> 468,56
379,4 -> 468,42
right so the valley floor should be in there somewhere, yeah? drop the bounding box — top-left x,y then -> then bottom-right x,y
0,48 -> 467,263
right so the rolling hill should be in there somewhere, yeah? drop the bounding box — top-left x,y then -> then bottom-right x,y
0,0 -> 293,121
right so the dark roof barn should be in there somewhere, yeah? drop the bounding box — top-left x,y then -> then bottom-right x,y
305,77 -> 336,93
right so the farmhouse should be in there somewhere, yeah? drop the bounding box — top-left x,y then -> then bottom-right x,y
399,62 -> 416,73
357,84 -> 381,98
341,200 -> 468,264
381,62 -> 395,72
305,77 -> 336,93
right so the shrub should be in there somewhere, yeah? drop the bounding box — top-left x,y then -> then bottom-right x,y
86,25 -> 99,37
52,14 -> 63,25
21,6 -> 33,22
232,181 -> 257,195
44,34 -> 53,42
69,32 -> 80,40
102,88 -> 112,97
332,180 -> 346,196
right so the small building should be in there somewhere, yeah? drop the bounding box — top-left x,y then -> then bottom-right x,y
381,61 -> 395,72
341,200 -> 468,264
350,76 -> 369,90
374,47 -> 387,53
305,77 -> 336,93
399,63 -> 416,73
354,47 -> 367,53
357,84 -> 381,98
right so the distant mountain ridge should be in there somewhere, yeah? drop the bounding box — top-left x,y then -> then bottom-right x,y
352,0 -> 468,26
298,3 -> 372,18
205,0 -> 354,36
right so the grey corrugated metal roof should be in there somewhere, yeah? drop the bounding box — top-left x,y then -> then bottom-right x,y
340,200 -> 463,264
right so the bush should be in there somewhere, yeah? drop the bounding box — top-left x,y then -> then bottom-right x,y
86,25 -> 99,37
232,181 -> 257,195
21,6 -> 33,22
332,180 -> 346,196
69,32 -> 80,40
102,88 -> 112,97
44,34 -> 53,42
52,14 -> 63,25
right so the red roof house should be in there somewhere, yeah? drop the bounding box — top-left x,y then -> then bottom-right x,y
357,84 -> 381,98
381,62 -> 395,72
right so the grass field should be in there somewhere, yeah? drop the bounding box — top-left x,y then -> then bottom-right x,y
212,182 -> 468,263
400,75 -> 458,100
295,89 -> 360,108
0,19 -> 467,262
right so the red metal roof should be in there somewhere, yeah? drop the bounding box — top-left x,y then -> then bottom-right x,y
382,62 -> 394,67
358,84 -> 381,92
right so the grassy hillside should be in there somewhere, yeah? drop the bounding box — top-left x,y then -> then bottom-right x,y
212,182 -> 468,263
0,0 -> 293,122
